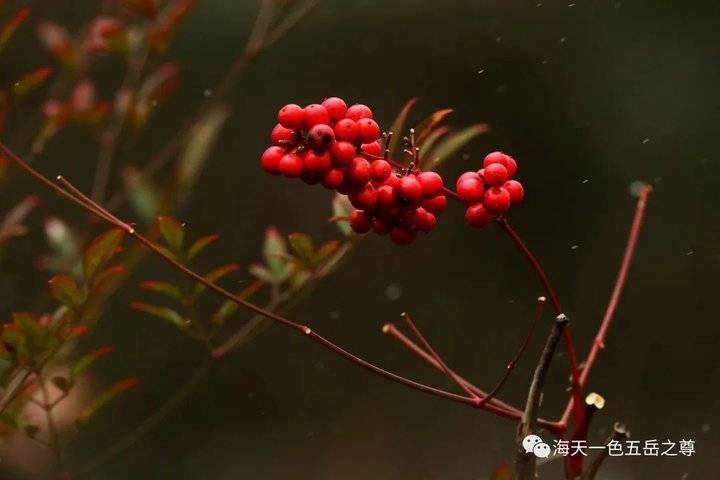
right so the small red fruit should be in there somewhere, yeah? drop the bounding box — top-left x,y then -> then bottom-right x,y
503,180 -> 524,202
278,153 -> 303,177
372,218 -> 391,235
334,118 -> 358,142
330,141 -> 356,166
413,208 -> 437,232
483,162 -> 509,186
370,160 -> 392,182
260,146 -> 284,174
321,97 -> 347,121
304,104 -> 330,127
350,185 -> 378,210
307,124 -> 335,151
322,169 -> 345,189
465,203 -> 493,228
484,186 -> 512,213
457,171 -> 480,184
483,151 -> 509,169
377,184 -> 396,206
356,118 -> 381,143
504,155 -> 518,177
302,150 -> 332,175
397,176 -> 423,202
390,226 -> 416,246
416,171 -> 444,197
361,141 -> 383,157
277,103 -> 304,129
346,103 -> 373,121
348,157 -> 371,185
422,194 -> 447,214
271,123 -> 295,145
456,177 -> 485,203
349,210 -> 372,234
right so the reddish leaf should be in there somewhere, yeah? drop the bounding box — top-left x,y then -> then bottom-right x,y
139,280 -> 183,302
187,233 -> 219,261
76,377 -> 138,427
0,7 -> 30,51
414,108 -> 453,146
130,301 -> 189,330
12,67 -> 52,98
48,274 -> 85,310
157,216 -> 184,253
387,97 -> 417,158
82,228 -> 124,285
70,345 -> 113,381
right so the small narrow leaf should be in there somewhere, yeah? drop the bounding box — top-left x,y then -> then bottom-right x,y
210,280 -> 263,326
288,233 -> 315,266
387,97 -> 417,158
138,280 -> 183,302
122,166 -> 159,223
76,377 -> 138,428
157,216 -> 184,253
315,240 -> 340,263
177,106 -> 229,192
71,346 -> 113,381
427,124 -> 489,169
418,126 -> 450,159
263,227 -> 289,278
83,229 -> 124,285
414,109 -> 453,146
130,302 -> 189,330
0,8 -> 30,51
192,263 -> 240,298
187,233 -> 219,262
48,275 -> 86,310
332,194 -> 353,236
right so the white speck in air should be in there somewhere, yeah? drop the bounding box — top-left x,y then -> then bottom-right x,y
385,283 -> 402,301
570,245 -> 579,250
203,89 -> 212,97
581,178 -> 589,184
701,423 -> 711,433
686,250 -> 695,256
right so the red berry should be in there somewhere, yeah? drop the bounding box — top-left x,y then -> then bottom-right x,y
304,104 -> 330,127
370,160 -> 392,182
483,151 -> 509,169
346,104 -> 373,121
348,157 -> 371,185
505,155 -> 518,177
457,171 -> 480,184
372,217 -> 391,235
260,146 -> 284,174
302,150 -> 332,176
330,141 -> 356,166
504,180 -> 524,202
356,118 -> 381,143
334,118 -> 358,142
307,124 -> 335,151
377,184 -> 396,206
321,97 -> 347,122
271,123 -> 295,145
465,203 -> 493,228
322,168 -> 345,189
456,177 -> 485,204
277,103 -> 304,129
350,185 -> 378,210
383,173 -> 400,189
422,194 -> 447,214
484,186 -> 512,214
390,226 -> 416,246
278,153 -> 303,177
413,208 -> 437,232
483,162 -> 509,186
397,176 -> 423,202
349,210 -> 372,234
361,141 -> 383,157
416,171 -> 444,197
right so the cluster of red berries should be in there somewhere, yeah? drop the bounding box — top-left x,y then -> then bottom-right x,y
259,97 -> 447,246
456,151 -> 525,227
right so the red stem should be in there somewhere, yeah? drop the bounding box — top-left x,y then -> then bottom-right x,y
559,185 -> 652,426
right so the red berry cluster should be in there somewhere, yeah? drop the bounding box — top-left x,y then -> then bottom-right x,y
457,151 -> 525,228
259,97 -> 447,246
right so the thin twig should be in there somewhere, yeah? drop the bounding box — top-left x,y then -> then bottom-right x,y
559,185 -> 652,427
37,370 -> 63,471
582,422 -> 629,480
400,312 -> 479,401
515,314 -> 569,480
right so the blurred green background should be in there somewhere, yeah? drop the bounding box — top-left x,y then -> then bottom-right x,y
1,0 -> 719,479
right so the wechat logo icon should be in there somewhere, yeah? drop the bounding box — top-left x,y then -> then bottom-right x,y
522,434 -> 551,458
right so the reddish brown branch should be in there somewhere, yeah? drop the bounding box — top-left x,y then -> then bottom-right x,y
559,185 -> 652,427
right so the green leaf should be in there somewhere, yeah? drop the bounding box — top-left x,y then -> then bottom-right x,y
418,126 -> 450,159
177,106 -> 230,192
288,233 -> 315,266
187,234 -> 220,262
70,346 -> 113,381
47,275 -> 86,310
122,166 -> 159,223
51,376 -> 71,393
427,124 -> 489,169
315,240 -> 340,263
387,97 -> 417,159
332,194 -> 353,236
414,108 -> 453,146
130,302 -> 190,330
138,280 -> 184,302
248,264 -> 274,283
157,216 -> 184,254
83,229 -> 125,286
192,263 -> 240,298
263,227 -> 289,279
76,377 -> 138,428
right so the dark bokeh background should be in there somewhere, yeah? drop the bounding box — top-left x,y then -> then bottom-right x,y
1,1 -> 719,479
